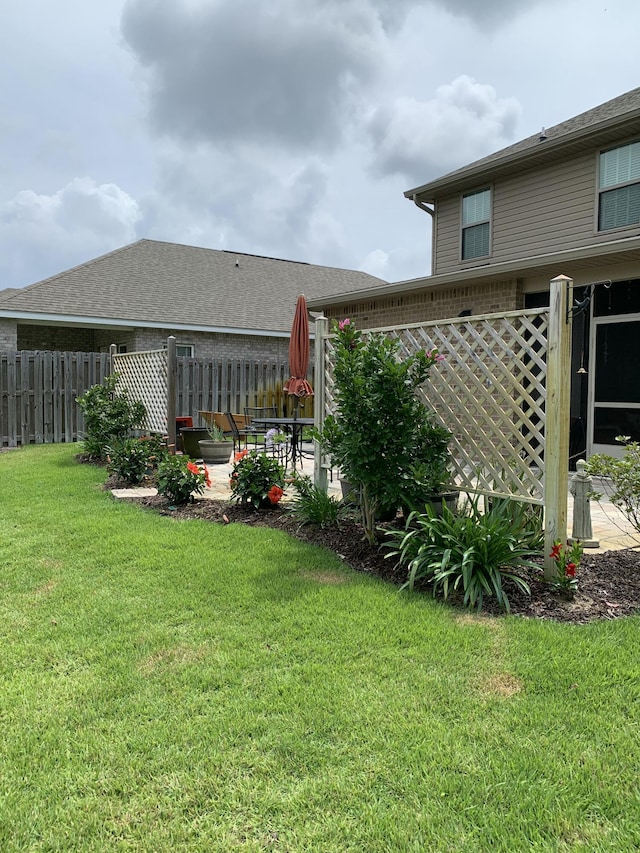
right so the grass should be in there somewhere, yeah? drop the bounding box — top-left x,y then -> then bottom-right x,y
1,444 -> 639,851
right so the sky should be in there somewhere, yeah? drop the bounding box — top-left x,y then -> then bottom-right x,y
1,0 -> 638,291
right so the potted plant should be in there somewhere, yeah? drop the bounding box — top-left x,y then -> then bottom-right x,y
198,422 -> 232,464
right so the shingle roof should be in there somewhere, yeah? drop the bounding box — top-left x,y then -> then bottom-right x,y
406,86 -> 640,200
0,239 -> 387,334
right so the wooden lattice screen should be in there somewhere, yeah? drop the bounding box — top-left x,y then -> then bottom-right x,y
112,348 -> 168,434
320,307 -> 550,505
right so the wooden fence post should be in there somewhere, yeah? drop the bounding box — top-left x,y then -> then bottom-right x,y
544,275 -> 573,580
314,315 -> 328,492
166,336 -> 177,454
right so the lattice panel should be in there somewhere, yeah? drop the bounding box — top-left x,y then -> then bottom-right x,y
112,349 -> 168,433
322,308 -> 549,503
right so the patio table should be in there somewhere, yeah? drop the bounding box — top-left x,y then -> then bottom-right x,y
251,416 -> 314,469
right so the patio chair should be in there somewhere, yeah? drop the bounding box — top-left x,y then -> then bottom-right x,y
241,405 -> 277,445
224,412 -> 255,454
243,406 -> 278,431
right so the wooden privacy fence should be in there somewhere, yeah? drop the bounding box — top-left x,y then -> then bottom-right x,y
1,346 -> 297,448
0,351 -> 110,447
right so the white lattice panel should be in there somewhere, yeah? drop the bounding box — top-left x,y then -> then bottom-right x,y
322,308 -> 549,503
112,349 -> 168,433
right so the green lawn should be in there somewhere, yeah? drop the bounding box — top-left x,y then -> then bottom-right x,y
1,445 -> 639,852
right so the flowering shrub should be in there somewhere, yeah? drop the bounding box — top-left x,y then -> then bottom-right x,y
229,450 -> 286,510
315,318 -> 450,545
157,455 -> 210,506
548,540 -> 582,593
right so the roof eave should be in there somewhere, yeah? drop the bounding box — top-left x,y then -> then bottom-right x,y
0,310 -> 296,338
404,106 -> 640,202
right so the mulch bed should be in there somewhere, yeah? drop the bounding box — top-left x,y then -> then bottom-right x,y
115,484 -> 640,625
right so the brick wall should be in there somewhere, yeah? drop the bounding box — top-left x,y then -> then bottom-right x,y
130,328 -> 291,361
322,280 -> 524,329
17,324 -> 95,351
11,323 -> 299,362
0,319 -> 17,350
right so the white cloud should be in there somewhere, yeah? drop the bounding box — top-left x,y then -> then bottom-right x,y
367,75 -> 522,184
0,178 -> 140,287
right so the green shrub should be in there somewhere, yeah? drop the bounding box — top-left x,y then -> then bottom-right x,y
486,496 -> 544,552
314,319 -> 451,545
586,436 -> 640,532
76,374 -> 147,461
107,436 -> 168,485
230,450 -> 286,510
157,455 -> 210,506
288,475 -> 345,528
386,498 -> 536,612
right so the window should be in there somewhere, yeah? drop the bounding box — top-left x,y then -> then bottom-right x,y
163,343 -> 195,357
598,141 -> 640,231
116,344 -> 128,353
461,188 -> 491,260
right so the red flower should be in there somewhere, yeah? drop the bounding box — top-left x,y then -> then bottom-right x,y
204,465 -> 211,488
549,544 -> 562,560
566,563 -> 577,578
234,450 -> 248,462
267,485 -> 284,505
187,461 -> 200,476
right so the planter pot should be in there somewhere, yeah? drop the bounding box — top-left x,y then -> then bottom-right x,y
340,479 -> 358,505
198,439 -> 233,464
178,427 -> 210,458
402,490 -> 460,520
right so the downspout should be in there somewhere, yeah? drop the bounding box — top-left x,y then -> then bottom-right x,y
412,194 -> 434,217
412,194 -> 435,274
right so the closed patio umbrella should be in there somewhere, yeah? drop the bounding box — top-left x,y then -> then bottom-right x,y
284,294 -> 313,414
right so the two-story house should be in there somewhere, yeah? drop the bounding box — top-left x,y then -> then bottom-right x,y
309,86 -> 640,459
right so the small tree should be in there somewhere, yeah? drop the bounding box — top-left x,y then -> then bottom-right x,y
316,320 -> 450,544
76,374 -> 147,461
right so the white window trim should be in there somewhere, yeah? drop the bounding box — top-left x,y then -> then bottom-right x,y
597,139 -> 640,234
460,186 -> 492,263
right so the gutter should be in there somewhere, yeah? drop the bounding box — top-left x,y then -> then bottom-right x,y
0,311 -> 295,339
412,195 -> 434,216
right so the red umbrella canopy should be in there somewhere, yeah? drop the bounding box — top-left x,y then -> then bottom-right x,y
284,294 -> 314,400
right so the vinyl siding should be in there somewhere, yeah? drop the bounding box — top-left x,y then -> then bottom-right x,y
433,150 -> 618,275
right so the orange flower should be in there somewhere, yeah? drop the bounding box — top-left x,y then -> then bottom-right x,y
204,465 -> 211,488
187,461 -> 200,476
267,485 -> 284,505
234,450 -> 248,462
